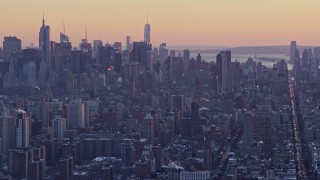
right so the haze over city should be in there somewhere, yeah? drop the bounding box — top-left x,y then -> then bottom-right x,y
1,1 -> 320,179
1,0 -> 320,47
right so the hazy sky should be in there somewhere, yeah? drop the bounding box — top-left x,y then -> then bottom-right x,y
1,0 -> 320,47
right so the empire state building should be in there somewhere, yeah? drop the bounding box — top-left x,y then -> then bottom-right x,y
39,15 -> 51,71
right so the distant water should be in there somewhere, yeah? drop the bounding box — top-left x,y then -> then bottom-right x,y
190,53 -> 292,69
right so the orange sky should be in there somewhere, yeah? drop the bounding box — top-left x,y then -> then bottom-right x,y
1,0 -> 320,47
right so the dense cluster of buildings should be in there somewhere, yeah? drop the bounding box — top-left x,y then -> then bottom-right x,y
0,15 -> 319,180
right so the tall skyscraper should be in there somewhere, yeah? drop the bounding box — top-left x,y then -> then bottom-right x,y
144,17 -> 151,44
15,110 -> 31,148
52,116 -> 67,143
65,99 -> 89,128
142,113 -> 155,145
290,41 -> 297,64
39,15 -> 51,71
216,51 -> 230,92
132,42 -> 152,68
3,36 -> 22,61
92,40 -> 103,59
302,49 -> 309,68
0,101 -> 15,155
126,36 -> 132,52
183,49 -> 190,73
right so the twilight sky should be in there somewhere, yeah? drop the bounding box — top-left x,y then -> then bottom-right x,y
1,0 -> 320,47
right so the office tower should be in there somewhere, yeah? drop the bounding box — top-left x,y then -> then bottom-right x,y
114,52 -> 122,74
242,112 -> 253,148
171,95 -> 184,113
152,47 -> 159,65
39,15 -> 51,72
183,49 -> 190,73
159,43 -> 168,63
126,36 -> 132,52
121,140 -> 134,167
65,99 -> 89,128
163,57 -> 172,87
52,116 -> 66,143
314,47 -> 320,58
54,36 -> 72,78
290,41 -> 297,63
3,36 -> 22,61
79,27 -> 92,64
93,40 -> 103,59
308,48 -> 314,58
0,101 -> 15,155
191,101 -> 200,136
171,57 -> 183,85
113,42 -> 122,52
3,61 -> 18,88
58,157 -> 74,180
15,110 -> 31,148
132,41 -> 152,68
309,58 -> 319,81
216,51 -> 229,92
144,17 -> 151,44
253,110 -> 272,152
302,49 -> 309,68
170,50 -> 176,58
196,53 -> 202,71
8,149 -> 32,179
142,113 -> 155,144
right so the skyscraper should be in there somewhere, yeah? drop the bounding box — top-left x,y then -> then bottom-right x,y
290,41 -> 297,64
142,113 -> 155,145
52,116 -> 67,143
183,49 -> 190,73
216,51 -> 229,92
39,15 -> 51,71
15,110 -> 31,148
131,41 -> 152,68
3,36 -> 22,61
144,16 -> 151,44
126,36 -> 132,52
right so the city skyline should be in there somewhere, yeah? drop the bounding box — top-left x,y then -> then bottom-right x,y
2,0 -> 320,47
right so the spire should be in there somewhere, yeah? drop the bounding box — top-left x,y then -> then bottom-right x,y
42,12 -> 45,27
147,13 -> 149,24
85,25 -> 87,40
63,20 -> 65,34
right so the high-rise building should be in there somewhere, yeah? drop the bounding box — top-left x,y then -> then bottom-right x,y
121,139 -> 134,167
0,101 -> 15,155
131,41 -> 152,68
314,47 -> 320,58
144,17 -> 151,44
170,95 -> 184,113
302,49 -> 309,68
39,15 -> 51,72
3,36 -> 22,61
15,110 -> 31,148
216,51 -> 230,92
93,40 -> 103,59
65,99 -> 89,129
54,36 -> 72,78
142,113 -> 155,144
58,157 -> 74,180
252,110 -> 272,152
183,49 -> 190,73
242,111 -> 253,148
196,53 -> 202,71
290,41 -> 297,64
126,36 -> 132,52
52,116 -> 66,143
